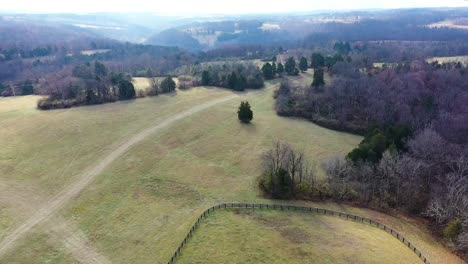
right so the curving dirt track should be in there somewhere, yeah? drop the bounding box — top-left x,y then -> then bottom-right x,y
0,95 -> 238,260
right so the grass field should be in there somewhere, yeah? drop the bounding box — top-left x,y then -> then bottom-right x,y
80,49 -> 111,56
427,20 -> 468,30
427,56 -> 468,66
0,88 -> 233,243
0,73 -> 464,264
177,209 -> 421,264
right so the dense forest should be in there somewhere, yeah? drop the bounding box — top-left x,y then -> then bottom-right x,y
269,53 -> 468,258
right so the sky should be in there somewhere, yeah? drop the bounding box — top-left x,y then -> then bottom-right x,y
0,0 -> 467,15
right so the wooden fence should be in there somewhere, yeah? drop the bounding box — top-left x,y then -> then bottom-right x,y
167,203 -> 430,264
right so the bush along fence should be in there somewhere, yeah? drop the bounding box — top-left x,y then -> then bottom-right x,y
167,203 -> 431,264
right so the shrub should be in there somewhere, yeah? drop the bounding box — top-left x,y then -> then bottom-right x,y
160,76 -> 176,93
444,219 -> 463,241
147,78 -> 160,96
37,98 -> 81,110
136,89 -> 147,98
178,75 -> 200,90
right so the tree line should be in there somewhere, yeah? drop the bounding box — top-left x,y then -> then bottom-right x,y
276,60 -> 468,138
198,62 -> 264,91
37,61 -> 179,110
269,58 -> 468,259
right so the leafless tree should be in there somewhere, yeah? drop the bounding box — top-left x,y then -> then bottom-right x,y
426,156 -> 468,223
147,77 -> 160,96
261,142 -> 316,197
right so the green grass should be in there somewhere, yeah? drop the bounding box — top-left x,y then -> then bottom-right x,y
1,230 -> 76,264
0,88 -> 233,240
0,74 -> 464,264
59,81 -> 361,263
177,209 -> 422,264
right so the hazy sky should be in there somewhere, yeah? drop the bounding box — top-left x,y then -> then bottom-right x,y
1,0 -> 467,14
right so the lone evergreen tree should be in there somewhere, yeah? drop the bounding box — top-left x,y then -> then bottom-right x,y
311,67 -> 325,89
238,101 -> 253,123
299,57 -> 308,72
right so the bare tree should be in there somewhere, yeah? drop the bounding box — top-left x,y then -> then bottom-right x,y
261,142 -> 316,198
322,155 -> 354,200
147,77 -> 160,96
426,156 -> 468,223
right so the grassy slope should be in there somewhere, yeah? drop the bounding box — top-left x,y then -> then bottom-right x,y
0,74 -> 463,263
0,88 -> 232,242
177,209 -> 421,264
59,81 -> 361,264
1,230 -> 77,264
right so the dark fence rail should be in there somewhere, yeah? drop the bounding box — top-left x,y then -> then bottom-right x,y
168,203 -> 430,264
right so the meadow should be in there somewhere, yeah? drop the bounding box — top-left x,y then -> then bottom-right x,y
426,55 -> 468,66
0,74 -> 464,263
177,209 -> 422,264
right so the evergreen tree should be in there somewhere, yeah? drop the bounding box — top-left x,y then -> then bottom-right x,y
333,41 -> 351,55
272,62 -> 277,75
228,72 -> 246,91
299,57 -> 308,72
294,67 -> 300,76
118,80 -> 136,100
201,70 -> 211,85
146,67 -> 154,78
261,63 -> 274,80
311,67 -> 325,89
94,61 -> 108,77
228,72 -> 239,90
21,80 -> 34,95
161,76 -> 176,93
285,57 -> 297,76
237,101 -> 253,123
311,53 -> 325,69
0,83 -> 5,95
277,63 -> 284,75
238,75 -> 247,90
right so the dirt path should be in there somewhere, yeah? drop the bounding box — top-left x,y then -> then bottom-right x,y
46,217 -> 112,264
0,181 -> 110,263
0,95 -> 237,260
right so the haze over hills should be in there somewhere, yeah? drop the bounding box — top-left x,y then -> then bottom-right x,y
2,7 -> 468,47
0,3 -> 468,264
